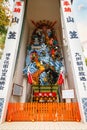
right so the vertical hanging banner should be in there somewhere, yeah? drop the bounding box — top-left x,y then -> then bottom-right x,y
0,1 -> 24,123
61,0 -> 87,122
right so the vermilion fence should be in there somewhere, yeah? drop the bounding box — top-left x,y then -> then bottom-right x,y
6,102 -> 81,122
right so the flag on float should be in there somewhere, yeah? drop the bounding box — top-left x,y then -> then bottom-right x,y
27,68 -> 33,84
57,72 -> 64,85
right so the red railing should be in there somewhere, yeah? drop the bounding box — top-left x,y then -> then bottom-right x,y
6,102 -> 81,122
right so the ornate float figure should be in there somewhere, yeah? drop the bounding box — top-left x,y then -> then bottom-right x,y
23,20 -> 64,102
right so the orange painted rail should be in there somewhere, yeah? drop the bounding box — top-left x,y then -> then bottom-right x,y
6,102 -> 81,122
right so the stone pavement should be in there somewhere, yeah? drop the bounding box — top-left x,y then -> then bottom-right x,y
0,122 -> 87,130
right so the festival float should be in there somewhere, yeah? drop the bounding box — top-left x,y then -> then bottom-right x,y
0,0 -> 87,123
23,20 -> 64,103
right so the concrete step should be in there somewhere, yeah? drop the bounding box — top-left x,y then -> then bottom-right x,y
0,122 -> 87,130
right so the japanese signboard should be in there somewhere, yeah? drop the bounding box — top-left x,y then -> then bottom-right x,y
61,0 -> 87,122
0,1 -> 24,123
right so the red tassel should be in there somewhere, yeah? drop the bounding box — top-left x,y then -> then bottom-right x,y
27,71 -> 33,84
57,73 -> 64,85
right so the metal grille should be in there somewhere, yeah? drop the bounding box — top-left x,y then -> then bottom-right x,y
82,98 -> 87,122
0,98 -> 4,119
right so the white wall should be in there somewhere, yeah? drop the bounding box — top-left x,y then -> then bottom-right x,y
10,7 -> 29,102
